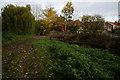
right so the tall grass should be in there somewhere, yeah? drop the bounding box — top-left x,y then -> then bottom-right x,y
32,38 -> 120,80
2,32 -> 34,45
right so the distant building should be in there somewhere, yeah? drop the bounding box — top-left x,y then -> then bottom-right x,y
105,22 -> 120,32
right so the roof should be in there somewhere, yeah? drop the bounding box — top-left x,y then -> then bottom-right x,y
106,22 -> 120,26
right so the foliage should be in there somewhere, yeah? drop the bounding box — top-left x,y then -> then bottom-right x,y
87,34 -> 112,49
62,2 -> 74,31
3,37 -> 120,79
26,4 -> 31,11
2,32 -> 34,45
70,25 -> 79,33
53,15 -> 65,31
34,20 -> 48,35
109,38 -> 120,56
68,21 -> 79,33
115,29 -> 120,35
2,4 -> 35,35
75,15 -> 107,48
43,7 -> 58,28
33,38 -> 120,80
62,1 -> 74,21
80,15 -> 105,35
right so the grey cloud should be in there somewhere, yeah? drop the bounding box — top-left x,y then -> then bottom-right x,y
1,1 -> 118,21
73,2 -> 118,21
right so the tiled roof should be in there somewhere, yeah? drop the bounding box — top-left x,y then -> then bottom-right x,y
106,22 -> 120,26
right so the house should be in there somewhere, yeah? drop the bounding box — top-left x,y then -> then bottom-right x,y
105,22 -> 120,33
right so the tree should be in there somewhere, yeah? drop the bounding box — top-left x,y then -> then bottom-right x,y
32,5 -> 44,20
34,20 -> 47,35
26,4 -> 31,11
62,2 -> 74,21
43,7 -> 58,25
2,4 -> 35,35
78,15 -> 111,49
69,20 -> 81,33
42,7 -> 58,32
80,15 -> 105,35
61,1 -> 74,31
53,15 -> 65,31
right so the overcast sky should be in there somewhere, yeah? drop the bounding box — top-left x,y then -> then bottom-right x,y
1,0 -> 120,22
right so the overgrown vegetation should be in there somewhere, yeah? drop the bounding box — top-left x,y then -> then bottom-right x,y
3,38 -> 120,79
31,38 -> 120,80
2,2 -> 120,79
115,29 -> 120,35
109,37 -> 120,56
2,32 -> 34,45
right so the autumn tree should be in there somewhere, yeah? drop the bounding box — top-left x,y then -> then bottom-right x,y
53,15 -> 65,31
81,15 -> 105,35
80,15 -> 112,49
34,19 -> 48,35
42,7 -> 58,32
43,7 -> 58,25
33,6 -> 58,35
62,1 -> 74,21
62,1 -> 74,31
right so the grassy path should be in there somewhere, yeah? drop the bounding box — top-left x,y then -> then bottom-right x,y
2,36 -> 46,78
2,36 -> 120,79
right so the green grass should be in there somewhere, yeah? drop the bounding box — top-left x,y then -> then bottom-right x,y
2,32 -> 34,45
32,38 -> 120,80
3,37 -> 120,79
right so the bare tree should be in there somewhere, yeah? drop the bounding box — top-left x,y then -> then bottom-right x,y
32,4 -> 44,20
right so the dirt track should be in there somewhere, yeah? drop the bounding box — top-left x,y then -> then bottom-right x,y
3,36 -> 46,51
2,36 -> 47,78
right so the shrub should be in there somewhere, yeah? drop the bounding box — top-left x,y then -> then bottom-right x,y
87,34 -> 112,49
115,29 -> 120,35
2,32 -> 16,44
78,33 -> 91,43
109,38 -> 120,56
